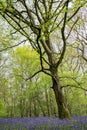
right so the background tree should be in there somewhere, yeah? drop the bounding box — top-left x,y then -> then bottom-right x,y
7,46 -> 57,117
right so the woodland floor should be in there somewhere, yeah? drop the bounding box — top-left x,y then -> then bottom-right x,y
0,116 -> 87,130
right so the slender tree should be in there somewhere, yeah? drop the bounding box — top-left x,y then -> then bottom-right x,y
0,0 -> 87,118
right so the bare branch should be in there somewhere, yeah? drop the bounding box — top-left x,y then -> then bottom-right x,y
26,69 -> 42,81
60,76 -> 81,86
26,68 -> 52,81
67,7 -> 81,22
0,40 -> 27,52
61,84 -> 87,91
66,18 -> 79,40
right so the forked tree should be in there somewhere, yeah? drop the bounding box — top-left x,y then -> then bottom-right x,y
0,0 -> 86,118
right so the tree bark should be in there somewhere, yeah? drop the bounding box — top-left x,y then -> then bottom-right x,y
44,37 -> 70,119
51,67 -> 70,119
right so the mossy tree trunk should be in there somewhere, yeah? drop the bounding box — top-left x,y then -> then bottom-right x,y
51,67 -> 70,119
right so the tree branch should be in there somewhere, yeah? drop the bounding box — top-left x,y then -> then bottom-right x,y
56,0 -> 69,67
0,40 -> 27,52
66,17 -> 79,40
26,68 -> 52,81
26,69 -> 42,81
61,84 -> 87,91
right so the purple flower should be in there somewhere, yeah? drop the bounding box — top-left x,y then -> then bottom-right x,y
0,116 -> 87,130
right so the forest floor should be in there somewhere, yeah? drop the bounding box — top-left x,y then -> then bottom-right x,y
0,116 -> 87,130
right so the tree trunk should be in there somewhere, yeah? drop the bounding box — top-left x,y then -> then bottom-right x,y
37,98 -> 46,116
45,89 -> 50,116
51,68 -> 70,119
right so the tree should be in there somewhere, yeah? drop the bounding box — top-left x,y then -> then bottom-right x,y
0,0 -> 87,118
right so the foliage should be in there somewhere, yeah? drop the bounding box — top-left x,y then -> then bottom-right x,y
0,100 -> 7,117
